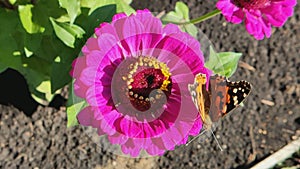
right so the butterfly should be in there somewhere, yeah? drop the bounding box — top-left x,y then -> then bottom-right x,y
188,73 -> 251,132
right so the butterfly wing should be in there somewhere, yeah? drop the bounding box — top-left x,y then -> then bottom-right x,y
208,75 -> 252,122
224,80 -> 251,114
188,82 -> 200,110
208,75 -> 227,122
188,74 -> 212,127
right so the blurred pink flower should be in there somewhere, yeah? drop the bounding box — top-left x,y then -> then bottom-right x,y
216,0 -> 297,40
71,9 -> 211,157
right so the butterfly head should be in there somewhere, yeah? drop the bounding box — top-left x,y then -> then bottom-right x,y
195,73 -> 207,85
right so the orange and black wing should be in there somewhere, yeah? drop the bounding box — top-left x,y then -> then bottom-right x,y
208,75 -> 251,122
224,80 -> 251,114
207,75 -> 227,122
188,73 -> 211,126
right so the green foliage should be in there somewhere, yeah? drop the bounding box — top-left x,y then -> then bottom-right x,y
32,80 -> 59,105
50,17 -> 85,48
0,0 -> 133,105
161,2 -> 198,38
175,1 -> 189,20
0,9 -> 22,71
66,81 -> 88,127
9,0 -> 17,5
115,0 -> 135,15
18,4 -> 45,33
80,0 -> 134,15
58,0 -> 81,24
77,5 -> 117,38
205,46 -> 242,78
67,101 -> 83,127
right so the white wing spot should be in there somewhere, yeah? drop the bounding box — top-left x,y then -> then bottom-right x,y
233,96 -> 239,105
234,100 -> 239,105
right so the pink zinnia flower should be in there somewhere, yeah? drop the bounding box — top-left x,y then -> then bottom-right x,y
71,9 -> 212,157
216,0 -> 297,40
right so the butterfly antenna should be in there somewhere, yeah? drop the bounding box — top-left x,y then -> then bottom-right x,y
185,131 -> 206,146
210,129 -> 223,151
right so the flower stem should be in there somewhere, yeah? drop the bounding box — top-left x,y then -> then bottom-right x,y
183,9 -> 221,25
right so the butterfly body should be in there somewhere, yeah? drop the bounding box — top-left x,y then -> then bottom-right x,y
188,73 -> 251,131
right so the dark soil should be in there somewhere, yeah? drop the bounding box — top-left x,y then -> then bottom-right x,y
1,0 -> 300,169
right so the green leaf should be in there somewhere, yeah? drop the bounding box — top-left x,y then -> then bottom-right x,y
32,80 -> 57,104
55,15 -> 71,23
50,18 -> 74,47
205,46 -> 242,78
205,46 -> 219,69
175,2 -> 189,20
80,0 -> 106,8
88,5 -> 116,29
67,100 -> 87,127
115,0 -> 135,15
20,65 -> 50,104
15,0 -> 31,5
0,35 -> 22,70
58,0 -> 81,24
33,35 -> 65,62
123,0 -> 132,4
67,82 -> 88,127
182,23 -> 198,38
32,0 -> 66,36
77,5 -> 116,38
23,33 -> 43,54
54,56 -> 61,63
81,0 -> 113,14
51,61 -> 72,93
162,2 -> 189,23
24,47 -> 33,57
162,11 -> 182,24
0,64 -> 8,73
161,2 -> 198,37
216,52 -> 242,78
18,4 -> 45,34
80,0 -> 134,15
49,41 -> 79,95
21,55 -> 51,82
59,22 -> 85,38
31,93 -> 47,105
50,17 -> 84,48
0,8 -> 19,31
9,0 -> 17,5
